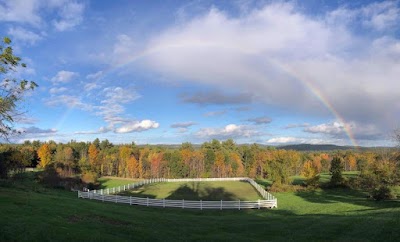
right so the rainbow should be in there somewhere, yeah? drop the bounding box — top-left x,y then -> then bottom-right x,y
267,59 -> 359,147
58,43 -> 358,146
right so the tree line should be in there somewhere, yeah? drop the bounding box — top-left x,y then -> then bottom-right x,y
1,138 -> 400,199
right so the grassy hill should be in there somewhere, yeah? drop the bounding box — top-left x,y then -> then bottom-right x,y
1,172 -> 400,241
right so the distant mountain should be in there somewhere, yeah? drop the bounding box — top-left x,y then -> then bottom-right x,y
277,144 -> 358,151
137,143 -> 394,152
277,144 -> 396,152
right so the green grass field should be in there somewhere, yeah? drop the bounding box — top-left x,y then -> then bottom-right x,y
98,177 -> 141,188
118,181 -> 262,200
1,172 -> 400,241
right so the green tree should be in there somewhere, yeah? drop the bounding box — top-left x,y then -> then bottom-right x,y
1,37 -> 37,138
330,156 -> 344,186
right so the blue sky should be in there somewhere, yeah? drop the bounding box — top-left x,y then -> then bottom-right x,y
1,0 -> 399,146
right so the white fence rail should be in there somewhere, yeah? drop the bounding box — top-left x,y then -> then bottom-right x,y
78,177 -> 277,210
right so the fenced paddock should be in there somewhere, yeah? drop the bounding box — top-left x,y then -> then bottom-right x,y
78,177 -> 277,210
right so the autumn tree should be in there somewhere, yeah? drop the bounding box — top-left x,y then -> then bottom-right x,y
37,144 -> 52,168
214,151 -> 226,177
180,146 -> 192,177
149,151 -> 163,178
230,152 -> 245,177
54,146 -> 75,177
1,37 -> 37,139
118,146 -> 132,177
138,147 -> 150,178
302,160 -> 319,186
346,153 -> 357,171
0,145 -> 33,177
266,150 -> 292,185
88,144 -> 99,170
320,153 -> 331,172
127,155 -> 139,178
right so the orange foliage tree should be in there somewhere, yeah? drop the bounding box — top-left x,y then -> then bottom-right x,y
37,143 -> 51,168
127,156 -> 139,178
88,144 -> 99,168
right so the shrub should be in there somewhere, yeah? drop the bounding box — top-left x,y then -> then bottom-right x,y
269,182 -> 305,192
38,165 -> 62,188
81,171 -> 98,190
371,186 -> 397,201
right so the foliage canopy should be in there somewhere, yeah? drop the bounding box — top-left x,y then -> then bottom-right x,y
0,37 -> 37,139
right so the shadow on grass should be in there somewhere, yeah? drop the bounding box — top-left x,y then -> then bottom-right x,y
166,182 -> 238,201
294,187 -> 400,209
4,173 -> 400,241
254,179 -> 272,189
97,179 -> 111,189
116,183 -> 157,199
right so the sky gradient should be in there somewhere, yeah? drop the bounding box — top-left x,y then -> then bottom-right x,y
0,0 -> 399,146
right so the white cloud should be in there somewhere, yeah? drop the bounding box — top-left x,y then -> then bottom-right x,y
115,120 -> 159,133
75,126 -> 111,135
305,122 -> 344,135
361,1 -> 400,31
0,0 -> 41,26
18,126 -> 57,134
304,121 -> 384,140
49,87 -> 67,94
51,70 -> 78,83
170,122 -> 197,128
284,123 -> 310,129
196,124 -> 260,140
180,91 -> 253,105
0,0 -> 85,31
245,116 -> 272,125
45,94 -> 92,111
97,86 -> 141,126
7,26 -> 42,45
203,110 -> 227,117
10,126 -> 58,143
137,1 -> 400,143
15,116 -> 38,125
84,82 -> 100,91
52,1 -> 85,31
267,136 -> 325,145
326,1 -> 400,31
86,71 -> 103,80
102,87 -> 141,105
111,34 -> 138,66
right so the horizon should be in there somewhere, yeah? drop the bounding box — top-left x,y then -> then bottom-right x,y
1,0 -> 399,146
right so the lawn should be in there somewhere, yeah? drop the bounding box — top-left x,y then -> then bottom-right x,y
97,176 -> 142,189
117,181 -> 263,201
1,172 -> 400,241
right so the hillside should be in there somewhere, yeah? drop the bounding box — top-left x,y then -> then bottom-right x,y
2,172 -> 400,241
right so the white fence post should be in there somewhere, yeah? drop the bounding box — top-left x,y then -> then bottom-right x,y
200,200 -> 202,210
147,197 -> 149,206
182,199 -> 184,209
220,200 -> 222,210
115,195 -> 118,203
239,200 -> 241,210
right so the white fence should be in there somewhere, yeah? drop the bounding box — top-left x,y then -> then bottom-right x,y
78,177 -> 277,210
